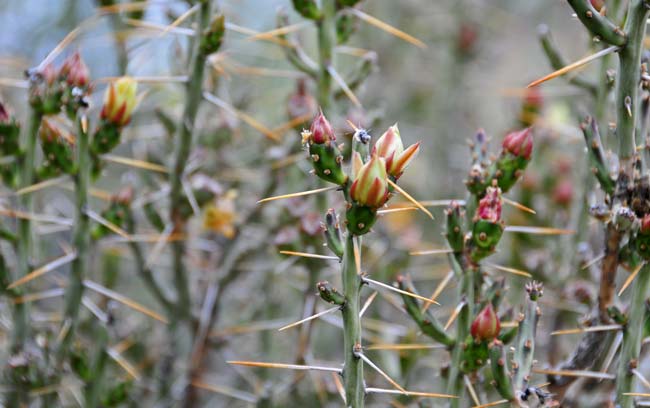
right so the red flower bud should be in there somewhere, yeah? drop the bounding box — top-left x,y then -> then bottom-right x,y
288,79 -> 317,122
470,304 -> 500,341
0,102 -> 9,124
309,110 -> 335,144
641,215 -> 650,234
553,180 -> 573,207
523,87 -> 543,110
477,186 -> 502,223
60,52 -> 90,88
502,128 -> 533,160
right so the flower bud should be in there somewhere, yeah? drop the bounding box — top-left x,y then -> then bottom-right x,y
304,111 -> 346,185
372,124 -> 420,179
39,118 -> 74,175
309,111 -> 335,144
502,128 -> 533,160
552,180 -> 573,207
641,214 -> 650,235
350,155 -> 389,208
0,102 -> 20,157
470,304 -> 500,341
470,186 -> 504,261
287,79 -> 317,127
292,0 -> 321,20
60,52 -> 90,88
200,14 -> 225,55
476,186 -> 502,223
101,77 -> 138,127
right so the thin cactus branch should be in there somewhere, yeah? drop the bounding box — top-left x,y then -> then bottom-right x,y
14,109 -> 42,351
538,24 -> 598,95
341,232 -> 364,407
57,113 -> 91,362
316,0 -> 337,114
566,0 -> 626,47
616,264 -> 650,407
169,0 -> 217,321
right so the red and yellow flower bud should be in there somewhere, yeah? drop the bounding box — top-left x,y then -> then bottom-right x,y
350,155 -> 389,209
502,128 -> 533,160
372,124 -> 420,179
471,304 -> 500,341
101,77 -> 138,127
60,52 -> 90,88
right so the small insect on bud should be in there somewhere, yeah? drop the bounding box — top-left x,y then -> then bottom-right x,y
309,111 -> 336,145
349,154 -> 389,209
60,52 -> 90,88
471,304 -> 500,341
101,77 -> 138,127
502,128 -> 533,160
372,124 -> 420,180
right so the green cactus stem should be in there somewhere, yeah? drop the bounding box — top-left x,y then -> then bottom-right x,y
316,0 -> 337,114
512,282 -> 542,395
341,232 -> 364,407
13,109 -> 41,352
580,116 -> 615,195
398,276 -> 455,347
616,264 -> 650,408
538,24 -> 598,95
57,114 -> 91,362
566,0 -> 626,47
169,0 -> 217,321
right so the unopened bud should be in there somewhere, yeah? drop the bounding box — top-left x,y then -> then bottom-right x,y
60,52 -> 90,88
471,304 -> 500,341
101,77 -> 138,127
317,281 -> 345,305
349,155 -> 389,208
502,128 -> 533,160
309,111 -> 335,144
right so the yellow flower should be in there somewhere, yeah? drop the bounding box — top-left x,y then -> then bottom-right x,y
349,154 -> 389,208
203,190 -> 238,238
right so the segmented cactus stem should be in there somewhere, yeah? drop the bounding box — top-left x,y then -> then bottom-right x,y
169,0 -> 215,321
616,264 -> 650,408
341,233 -> 364,407
57,114 -> 91,362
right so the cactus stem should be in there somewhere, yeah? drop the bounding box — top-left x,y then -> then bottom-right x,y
169,0 -> 215,322
56,113 -> 91,362
341,233 -> 365,407
616,264 -> 650,407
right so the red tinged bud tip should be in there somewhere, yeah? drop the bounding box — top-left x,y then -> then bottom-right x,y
0,102 -> 9,124
476,186 -> 502,223
60,52 -> 90,88
590,0 -> 604,11
349,154 -> 390,208
502,128 -> 533,160
309,110 -> 335,144
641,215 -> 650,234
372,124 -> 420,179
470,304 -> 500,341
523,87 -> 543,110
